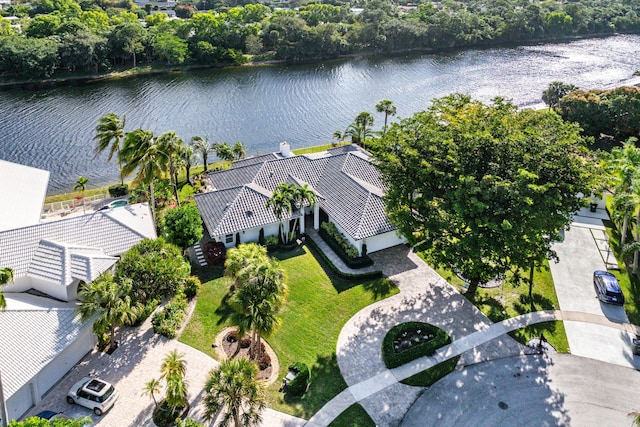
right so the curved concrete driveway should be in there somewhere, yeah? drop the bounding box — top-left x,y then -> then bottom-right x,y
401,353 -> 640,427
335,246 -> 529,427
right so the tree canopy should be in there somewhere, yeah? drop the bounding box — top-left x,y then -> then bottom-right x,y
374,94 -> 597,294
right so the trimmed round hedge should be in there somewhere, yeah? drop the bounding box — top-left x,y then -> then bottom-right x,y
382,322 -> 451,369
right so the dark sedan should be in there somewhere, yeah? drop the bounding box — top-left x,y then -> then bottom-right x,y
593,270 -> 625,305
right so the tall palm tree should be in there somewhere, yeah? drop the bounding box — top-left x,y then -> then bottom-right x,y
181,145 -> 197,186
375,99 -> 396,134
231,141 -> 247,160
204,357 -> 265,427
74,175 -> 90,213
353,111 -> 374,149
160,349 -> 189,411
94,113 -> 126,185
120,129 -> 169,221
606,138 -> 640,245
290,183 -> 317,237
0,267 -> 14,310
231,257 -> 287,359
224,243 -> 269,288
76,274 -> 139,347
191,136 -> 213,172
141,378 -> 162,409
215,142 -> 235,162
160,349 -> 187,380
332,130 -> 345,145
265,183 -> 295,243
157,131 -> 185,206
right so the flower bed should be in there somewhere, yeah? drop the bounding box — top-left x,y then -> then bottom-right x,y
318,222 -> 373,268
382,322 -> 451,369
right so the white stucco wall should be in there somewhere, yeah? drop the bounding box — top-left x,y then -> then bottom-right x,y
364,230 -> 406,254
217,223 -> 281,248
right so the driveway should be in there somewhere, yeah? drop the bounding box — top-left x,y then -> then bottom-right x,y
21,313 -> 306,427
549,211 -> 640,369
400,353 -> 640,427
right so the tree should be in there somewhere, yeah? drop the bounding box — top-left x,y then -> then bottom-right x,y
120,128 -> 169,221
142,378 -> 162,409
109,22 -> 146,67
74,175 -> 90,213
332,130 -> 345,143
214,142 -> 236,162
160,349 -> 189,412
9,416 -> 91,427
76,273 -> 140,346
346,111 -> 375,148
181,145 -> 197,185
231,141 -> 247,160
375,99 -> 396,133
94,112 -> 127,185
224,243 -> 269,288
289,183 -> 317,237
266,182 -> 294,243
152,33 -> 189,65
191,136 -> 213,172
542,81 -> 577,109
161,204 -> 204,249
115,238 -> 190,304
0,267 -> 14,310
157,131 -> 185,205
374,94 -> 596,295
203,357 -> 265,427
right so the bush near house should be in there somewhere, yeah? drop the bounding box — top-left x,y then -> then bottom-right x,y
183,276 -> 201,300
152,292 -> 188,338
319,222 -> 374,268
303,234 -> 383,281
203,241 -> 226,265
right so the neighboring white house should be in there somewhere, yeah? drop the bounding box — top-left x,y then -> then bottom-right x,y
0,203 -> 156,424
195,144 -> 406,255
0,160 -> 49,232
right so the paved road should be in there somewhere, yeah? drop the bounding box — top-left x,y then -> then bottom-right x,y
400,353 -> 640,427
549,213 -> 640,369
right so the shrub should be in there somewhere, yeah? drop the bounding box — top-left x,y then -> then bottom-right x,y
258,228 -> 265,245
240,337 -> 251,348
264,235 -> 278,250
152,292 -> 188,338
286,362 -> 309,396
257,350 -> 271,370
382,322 -> 451,369
319,222 -> 374,268
108,184 -> 129,197
183,276 -> 201,300
130,298 -> 160,326
161,204 -> 204,250
302,234 -> 383,280
203,241 -> 226,265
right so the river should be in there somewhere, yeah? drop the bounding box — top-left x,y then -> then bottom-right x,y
1,34 -> 639,194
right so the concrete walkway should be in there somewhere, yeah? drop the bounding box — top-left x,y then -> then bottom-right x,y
307,309 -> 640,427
304,227 -> 381,275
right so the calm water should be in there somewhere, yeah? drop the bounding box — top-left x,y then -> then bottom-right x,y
1,35 -> 640,194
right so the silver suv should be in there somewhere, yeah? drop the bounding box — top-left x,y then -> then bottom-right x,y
66,377 -> 119,416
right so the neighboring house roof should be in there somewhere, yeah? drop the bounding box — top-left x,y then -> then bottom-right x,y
195,144 -> 396,240
0,294 -> 93,400
0,160 -> 49,232
0,203 -> 156,280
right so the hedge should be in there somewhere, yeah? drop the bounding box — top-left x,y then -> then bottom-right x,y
286,362 -> 310,396
382,322 -> 451,369
152,292 -> 188,338
302,233 -> 383,281
318,222 -> 374,268
108,184 -> 129,197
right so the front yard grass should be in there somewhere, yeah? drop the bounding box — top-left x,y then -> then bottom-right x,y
431,258 -> 569,353
180,246 -> 397,423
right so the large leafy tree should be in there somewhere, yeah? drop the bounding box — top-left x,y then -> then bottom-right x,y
203,357 -> 265,427
94,112 -> 126,185
76,273 -> 140,346
374,94 -> 596,295
161,204 -> 204,250
115,238 -> 190,303
0,267 -> 14,309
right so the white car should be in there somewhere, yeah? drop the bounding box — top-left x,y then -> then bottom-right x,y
66,377 -> 119,416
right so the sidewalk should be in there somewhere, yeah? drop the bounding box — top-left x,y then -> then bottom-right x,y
304,227 -> 380,275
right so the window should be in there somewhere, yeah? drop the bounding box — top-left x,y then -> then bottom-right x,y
225,234 -> 233,243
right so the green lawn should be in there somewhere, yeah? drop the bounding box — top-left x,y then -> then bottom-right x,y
430,257 -> 569,353
180,246 -> 396,422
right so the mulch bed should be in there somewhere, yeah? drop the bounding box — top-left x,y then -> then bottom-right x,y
220,331 -> 273,382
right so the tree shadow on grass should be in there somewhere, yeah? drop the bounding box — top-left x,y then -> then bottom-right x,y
214,291 -> 236,325
192,264 -> 224,283
467,293 -> 509,322
362,278 -> 396,299
513,293 -> 555,315
282,353 -> 347,419
274,246 -> 307,261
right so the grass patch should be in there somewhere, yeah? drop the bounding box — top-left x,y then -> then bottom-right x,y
180,246 -> 398,420
401,356 -> 460,387
602,219 -> 640,325
292,142 -> 350,155
328,403 -> 375,427
426,254 -> 569,352
508,321 -> 569,353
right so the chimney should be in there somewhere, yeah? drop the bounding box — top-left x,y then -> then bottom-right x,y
279,141 -> 292,157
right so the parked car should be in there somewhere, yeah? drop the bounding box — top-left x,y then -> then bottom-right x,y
66,377 -> 119,416
593,270 -> 625,305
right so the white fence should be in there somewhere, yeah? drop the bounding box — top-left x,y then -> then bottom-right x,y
42,194 -> 107,217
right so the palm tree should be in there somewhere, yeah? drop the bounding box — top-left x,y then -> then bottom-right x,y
94,113 -> 126,185
74,175 -> 90,214
204,357 -> 265,427
157,131 -> 185,206
142,378 -> 162,409
120,129 -> 169,221
224,243 -> 269,288
191,136 -> 213,172
265,183 -> 295,243
353,111 -> 374,149
332,130 -> 345,145
606,139 -> 640,245
160,349 -> 189,411
214,142 -> 235,162
290,184 -> 317,238
231,256 -> 287,359
0,267 -> 14,310
542,81 -> 577,110
231,141 -> 247,160
160,349 -> 187,380
375,99 -> 396,134
181,145 -> 197,186
76,274 -> 139,347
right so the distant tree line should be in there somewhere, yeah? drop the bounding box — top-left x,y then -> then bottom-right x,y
1,0 -> 640,78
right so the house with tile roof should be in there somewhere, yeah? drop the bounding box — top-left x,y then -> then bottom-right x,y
0,203 -> 156,423
195,143 -> 405,255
